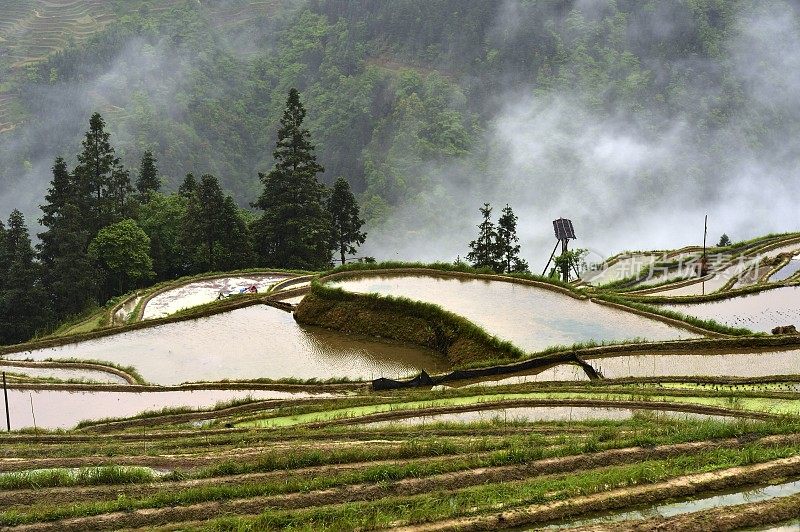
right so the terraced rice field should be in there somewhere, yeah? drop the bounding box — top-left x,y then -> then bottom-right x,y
3,236 -> 800,529
665,286 -> 800,333
328,273 -> 700,350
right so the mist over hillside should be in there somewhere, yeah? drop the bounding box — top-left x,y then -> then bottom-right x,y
1,0 -> 799,267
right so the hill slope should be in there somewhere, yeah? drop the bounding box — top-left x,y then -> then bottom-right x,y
1,0 -> 799,260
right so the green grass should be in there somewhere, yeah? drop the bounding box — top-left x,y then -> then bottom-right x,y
204,443 -> 800,531
3,420 -> 798,526
0,466 -> 157,490
236,388 -> 796,428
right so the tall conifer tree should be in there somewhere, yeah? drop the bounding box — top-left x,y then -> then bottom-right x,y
0,211 -> 50,343
73,113 -> 129,231
254,88 -> 331,269
466,203 -> 499,270
38,157 -> 98,318
496,204 -> 528,273
328,177 -> 366,264
183,174 -> 250,272
136,150 -> 160,199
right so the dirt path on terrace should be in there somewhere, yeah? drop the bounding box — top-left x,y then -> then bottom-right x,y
7,434 -> 800,530
389,454 -> 800,531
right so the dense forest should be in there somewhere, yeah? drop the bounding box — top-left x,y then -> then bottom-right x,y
2,1 -> 798,249
0,90 -> 366,344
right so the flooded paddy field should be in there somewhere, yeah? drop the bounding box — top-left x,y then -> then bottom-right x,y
5,305 -> 449,385
541,477 -> 800,530
585,348 -> 800,379
452,364 -> 592,387
770,259 -> 800,282
2,388 -> 327,430
580,254 -> 658,286
112,295 -> 142,325
328,274 -> 699,351
142,274 -> 289,319
0,362 -> 128,384
361,406 -> 727,427
664,286 -> 800,332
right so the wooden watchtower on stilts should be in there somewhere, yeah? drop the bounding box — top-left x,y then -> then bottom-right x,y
542,218 -> 578,282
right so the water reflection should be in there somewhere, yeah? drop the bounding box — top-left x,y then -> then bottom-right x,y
587,349 -> 800,378
2,388 -> 329,430
329,274 -> 699,351
362,407 -> 728,427
0,363 -> 128,384
7,306 -> 449,385
665,286 -> 800,333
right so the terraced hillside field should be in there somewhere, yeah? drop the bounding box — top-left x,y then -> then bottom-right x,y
0,0 -> 277,133
2,234 -> 800,529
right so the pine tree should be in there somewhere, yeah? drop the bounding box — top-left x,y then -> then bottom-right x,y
183,174 -> 250,272
718,234 -> 732,247
466,203 -> 499,270
0,210 -> 50,344
496,204 -> 529,273
108,166 -> 134,219
178,173 -> 198,198
39,157 -> 76,230
254,88 -> 331,269
73,112 -> 129,231
328,177 -> 366,264
38,157 -> 98,318
135,150 -> 160,199
0,220 -> 7,294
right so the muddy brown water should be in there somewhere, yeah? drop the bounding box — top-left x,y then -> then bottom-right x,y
329,274 -> 699,351
361,406 -> 728,427
5,306 -> 449,385
142,275 -> 289,319
664,286 -> 800,333
1,388 -> 330,430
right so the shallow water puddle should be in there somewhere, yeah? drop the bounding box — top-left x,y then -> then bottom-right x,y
329,274 -> 699,351
7,306 -> 448,384
664,286 -> 800,333
0,388 -> 331,430
142,275 -> 289,319
538,477 -> 800,530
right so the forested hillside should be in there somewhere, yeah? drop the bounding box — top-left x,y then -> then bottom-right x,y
1,0 -> 799,258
